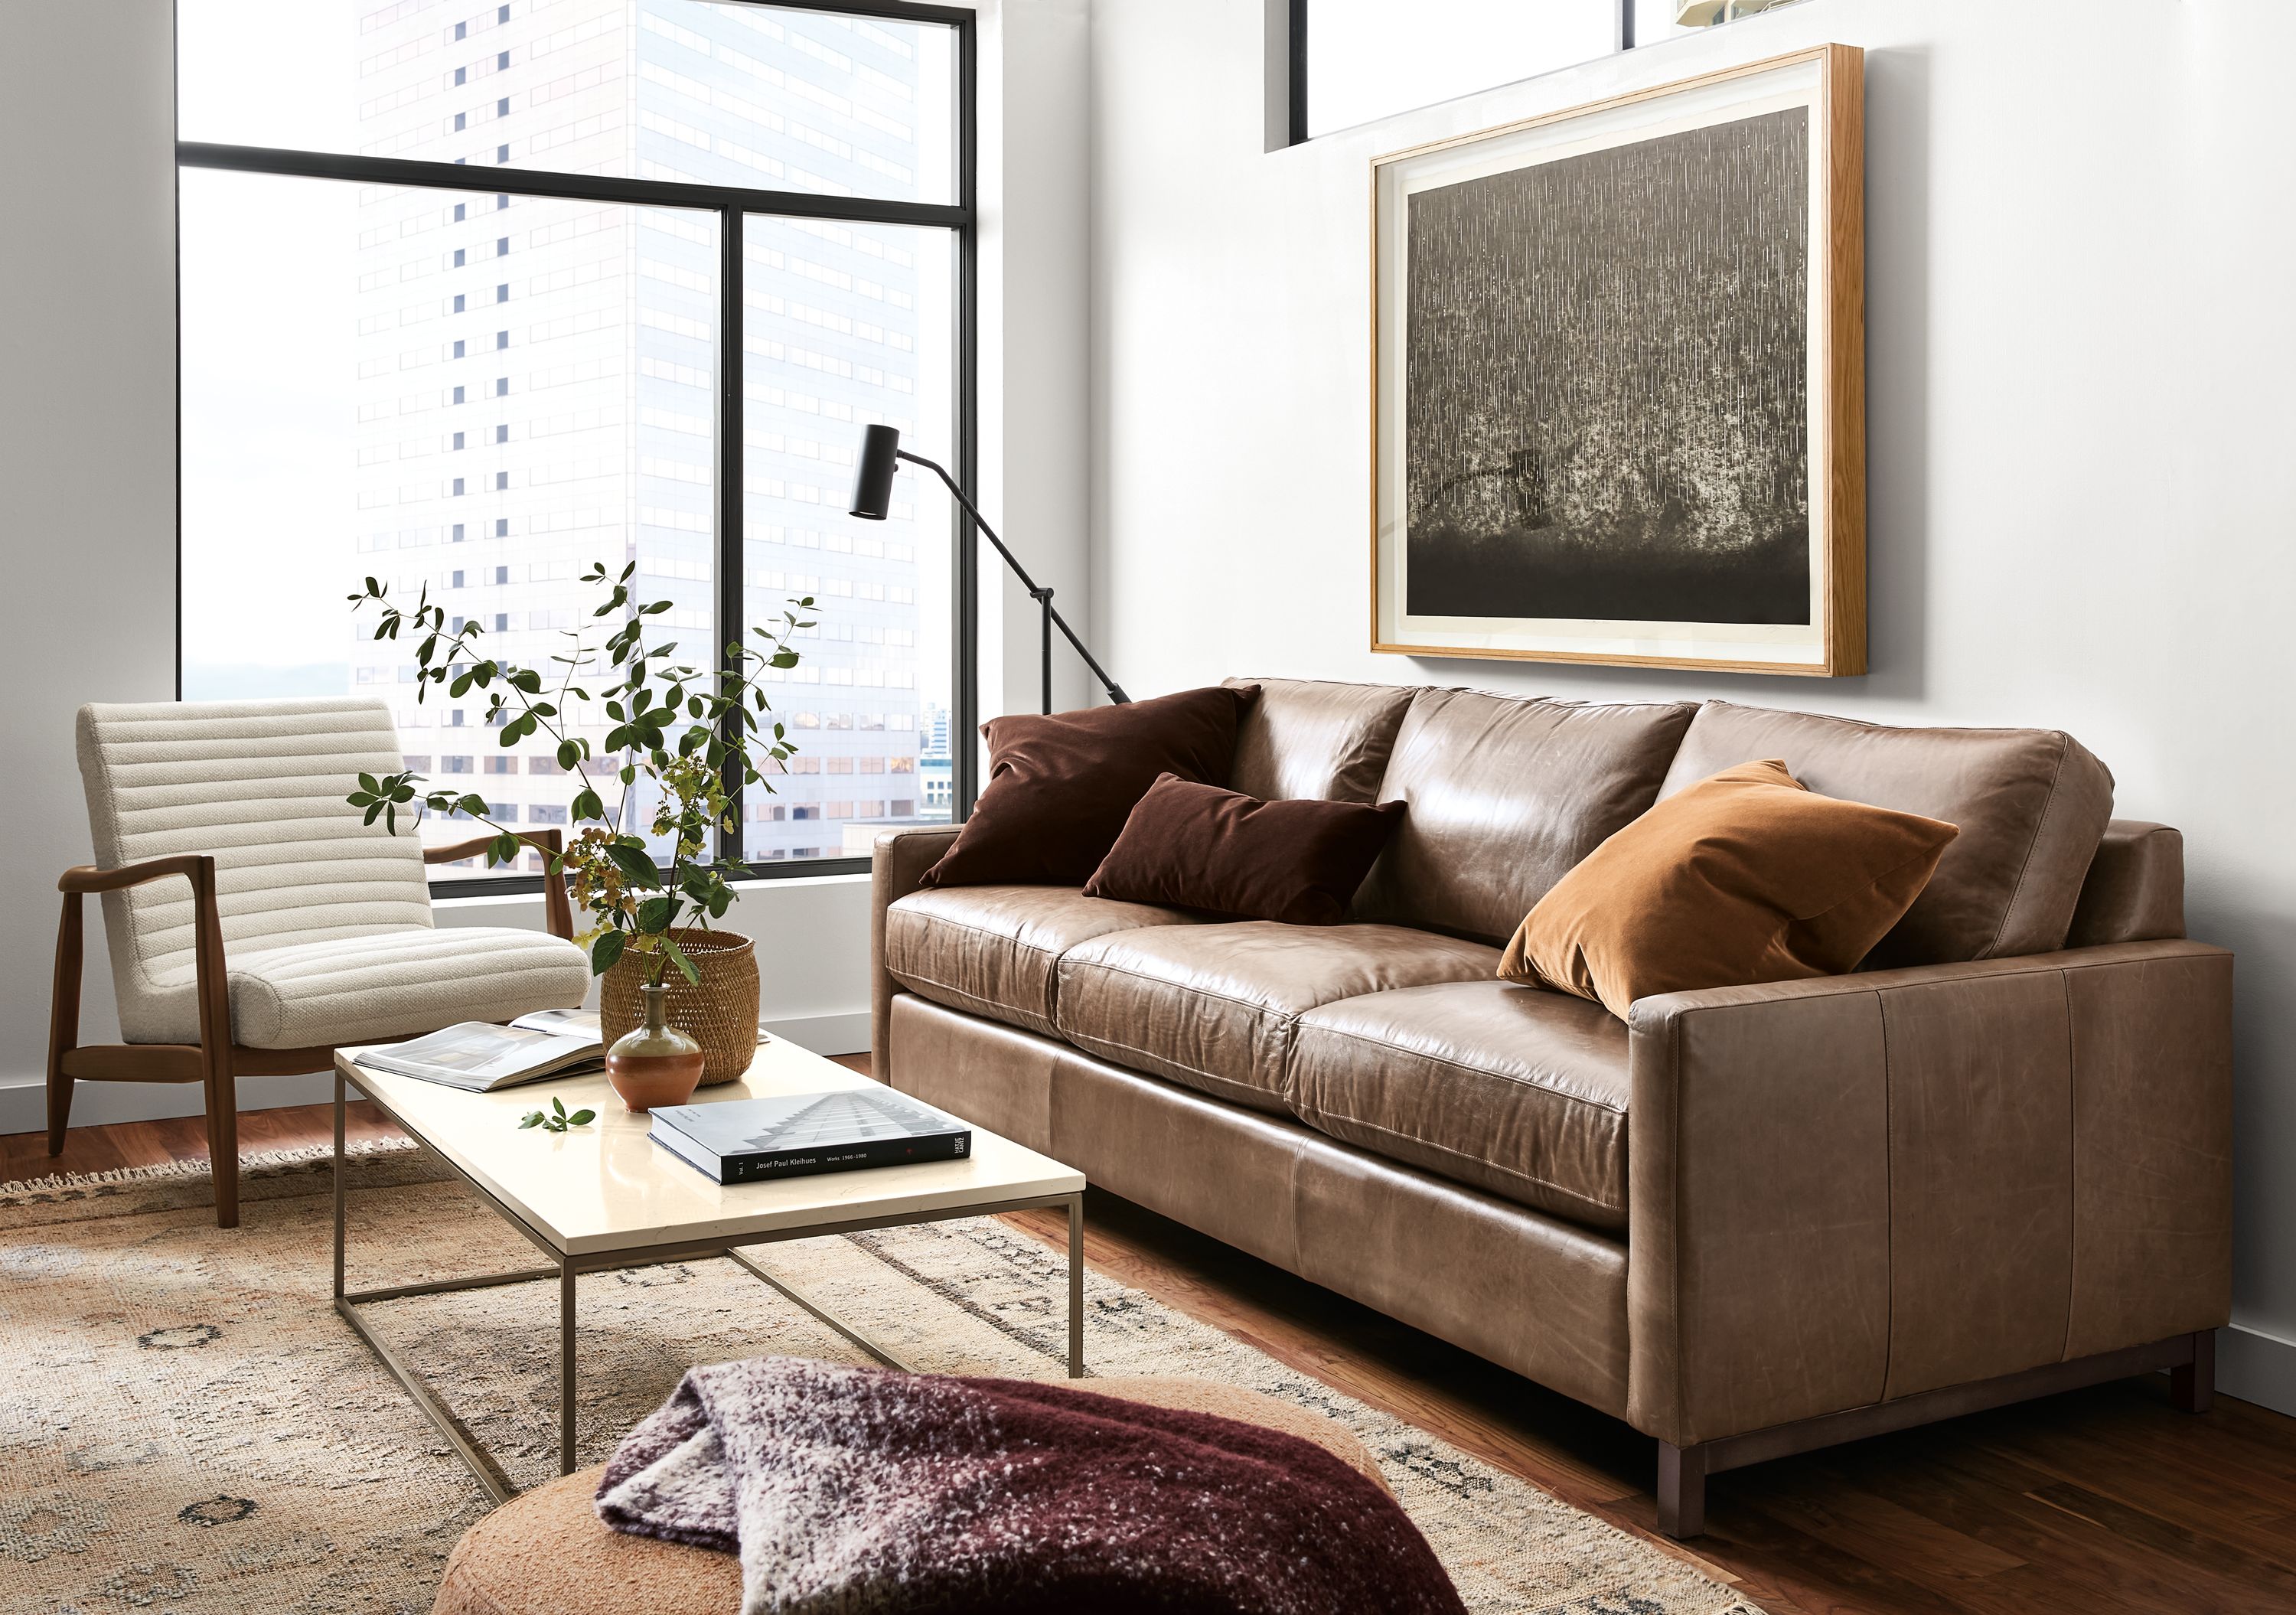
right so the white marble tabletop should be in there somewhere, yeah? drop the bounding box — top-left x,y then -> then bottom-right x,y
334,1034 -> 1084,1258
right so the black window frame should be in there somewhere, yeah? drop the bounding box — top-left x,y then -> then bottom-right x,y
174,0 -> 980,898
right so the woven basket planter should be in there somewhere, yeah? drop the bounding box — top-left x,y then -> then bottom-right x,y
601,930 -> 759,1088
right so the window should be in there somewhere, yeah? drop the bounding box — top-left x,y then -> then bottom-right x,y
178,0 -> 973,886
1296,1 -> 1622,139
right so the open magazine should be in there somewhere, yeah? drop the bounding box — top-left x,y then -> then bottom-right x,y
356,1007 -> 777,1093
355,1008 -> 605,1093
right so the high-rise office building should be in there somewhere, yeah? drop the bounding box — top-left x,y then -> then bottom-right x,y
344,0 -> 949,873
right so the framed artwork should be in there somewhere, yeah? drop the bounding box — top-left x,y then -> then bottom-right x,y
1370,46 -> 1864,675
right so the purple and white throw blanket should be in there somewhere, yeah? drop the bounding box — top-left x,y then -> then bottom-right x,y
595,1355 -> 1466,1614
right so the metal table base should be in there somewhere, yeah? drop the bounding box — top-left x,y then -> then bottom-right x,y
332,1071 -> 1086,1504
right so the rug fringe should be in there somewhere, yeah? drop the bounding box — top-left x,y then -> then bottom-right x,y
0,1135 -> 421,1202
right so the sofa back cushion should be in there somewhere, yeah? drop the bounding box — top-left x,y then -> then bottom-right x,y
1223,677 -> 1417,804
1353,688 -> 1698,944
1657,700 -> 2115,967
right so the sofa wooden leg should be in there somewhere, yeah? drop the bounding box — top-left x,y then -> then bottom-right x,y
1657,1441 -> 1707,1538
2171,1330 -> 2215,1414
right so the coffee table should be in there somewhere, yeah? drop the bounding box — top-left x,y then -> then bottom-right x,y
331,1037 -> 1087,1503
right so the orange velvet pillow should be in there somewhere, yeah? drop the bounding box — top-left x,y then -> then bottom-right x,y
1497,759 -> 1959,1020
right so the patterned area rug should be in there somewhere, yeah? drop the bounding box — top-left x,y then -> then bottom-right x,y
0,1144 -> 1760,1614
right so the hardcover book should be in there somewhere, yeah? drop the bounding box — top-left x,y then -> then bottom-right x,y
648,1088 -> 973,1185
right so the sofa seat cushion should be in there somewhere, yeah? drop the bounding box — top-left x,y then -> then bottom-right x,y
136,925 -> 590,1049
1290,980 -> 1630,1232
1052,922 -> 1500,1114
884,886 -> 1202,1038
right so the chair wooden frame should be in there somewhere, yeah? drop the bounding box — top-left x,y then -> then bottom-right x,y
46,829 -> 576,1228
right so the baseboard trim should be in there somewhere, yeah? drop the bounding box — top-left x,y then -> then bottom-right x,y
0,1011 -> 872,1139
2219,1322 -> 2296,1418
0,1069 -> 340,1136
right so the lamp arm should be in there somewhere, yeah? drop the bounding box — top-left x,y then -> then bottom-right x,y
896,449 -> 1130,706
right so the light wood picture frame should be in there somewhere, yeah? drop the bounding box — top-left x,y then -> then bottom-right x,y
1370,45 -> 1865,676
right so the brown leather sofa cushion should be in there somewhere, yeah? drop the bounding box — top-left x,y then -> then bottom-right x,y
1052,922 -> 1499,1114
920,685 -> 1256,889
1658,701 -> 2114,967
1083,775 -> 1404,925
2066,820 -> 2185,947
1352,689 -> 1698,945
884,886 -> 1202,1038
1224,677 -> 1417,804
1291,980 -> 1631,1232
1500,760 -> 1960,1020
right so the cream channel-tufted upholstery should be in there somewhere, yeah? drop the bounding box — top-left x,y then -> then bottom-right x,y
75,697 -> 589,1049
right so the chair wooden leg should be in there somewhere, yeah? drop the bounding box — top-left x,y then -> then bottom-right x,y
1657,1440 -> 1707,1538
2171,1330 -> 2216,1414
205,1047 -> 240,1230
46,891 -> 82,1157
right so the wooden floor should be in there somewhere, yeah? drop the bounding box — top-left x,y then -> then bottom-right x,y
11,1077 -> 2292,1615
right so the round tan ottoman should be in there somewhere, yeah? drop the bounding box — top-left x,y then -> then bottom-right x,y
431,1376 -> 1387,1615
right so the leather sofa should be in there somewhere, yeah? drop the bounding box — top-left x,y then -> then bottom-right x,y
868,677 -> 2231,1535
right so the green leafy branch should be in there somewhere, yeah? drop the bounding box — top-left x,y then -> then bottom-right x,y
520,1095 -> 596,1134
347,563 -> 818,987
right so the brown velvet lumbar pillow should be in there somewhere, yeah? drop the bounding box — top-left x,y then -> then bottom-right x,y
1499,759 -> 1959,1020
1083,773 -> 1405,925
918,685 -> 1258,889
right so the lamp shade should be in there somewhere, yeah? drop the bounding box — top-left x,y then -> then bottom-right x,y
850,423 -> 902,520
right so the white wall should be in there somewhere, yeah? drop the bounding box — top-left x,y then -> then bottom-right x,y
1087,0 -> 2296,1410
0,0 -> 1094,1132
0,0 -> 181,1127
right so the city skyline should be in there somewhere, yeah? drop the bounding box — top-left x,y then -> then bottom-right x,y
180,0 -> 959,872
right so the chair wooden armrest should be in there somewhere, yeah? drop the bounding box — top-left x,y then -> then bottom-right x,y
58,854 -> 215,896
423,827 -> 576,941
49,853 -> 235,1208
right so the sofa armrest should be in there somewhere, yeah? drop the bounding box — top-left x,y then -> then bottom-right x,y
1626,940 -> 2232,1448
869,826 -> 960,1084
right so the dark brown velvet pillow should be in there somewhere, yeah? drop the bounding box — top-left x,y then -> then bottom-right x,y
918,686 -> 1257,889
1083,774 -> 1404,925
1498,759 -> 1958,1020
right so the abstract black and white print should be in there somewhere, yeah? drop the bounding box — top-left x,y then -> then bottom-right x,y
1403,106 -> 1810,625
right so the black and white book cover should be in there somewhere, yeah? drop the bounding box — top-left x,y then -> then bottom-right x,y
648,1088 -> 972,1184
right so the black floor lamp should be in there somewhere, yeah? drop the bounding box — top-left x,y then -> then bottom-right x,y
848,423 -> 1129,713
